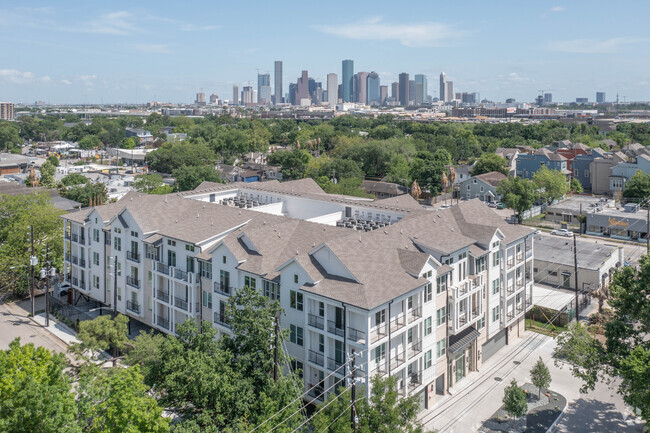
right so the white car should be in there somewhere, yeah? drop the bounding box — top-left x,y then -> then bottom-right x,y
55,282 -> 71,297
550,229 -> 572,237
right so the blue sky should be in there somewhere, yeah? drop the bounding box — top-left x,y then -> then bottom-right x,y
1,0 -> 649,104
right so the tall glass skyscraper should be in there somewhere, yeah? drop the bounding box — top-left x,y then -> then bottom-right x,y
414,74 -> 427,104
342,59 -> 354,103
398,73 -> 409,106
274,61 -> 283,105
366,72 -> 380,105
257,73 -> 270,103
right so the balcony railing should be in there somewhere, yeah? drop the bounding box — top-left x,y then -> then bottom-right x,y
71,256 -> 79,265
507,258 -> 515,268
126,276 -> 140,289
407,306 -> 422,324
516,304 -> 524,315
174,268 -> 190,283
457,281 -> 470,297
79,258 -> 86,268
64,253 -> 70,262
408,372 -> 422,392
507,310 -> 515,321
126,300 -> 140,314
348,326 -> 366,344
127,251 -> 140,263
213,312 -> 230,328
390,314 -> 406,332
471,308 -> 481,320
327,320 -> 345,338
72,277 -> 79,286
516,253 -> 524,263
308,384 -> 324,402
327,356 -> 344,372
407,341 -> 422,358
71,233 -> 78,243
174,297 -> 188,311
308,349 -> 324,367
458,313 -> 468,327
78,280 -> 86,290
507,285 -> 515,296
156,316 -> 169,330
370,324 -> 388,343
372,359 -> 387,376
156,289 -> 169,303
155,261 -> 169,276
390,351 -> 405,371
469,274 -> 483,288
65,233 -> 71,240
308,313 -> 325,330
213,282 -> 232,297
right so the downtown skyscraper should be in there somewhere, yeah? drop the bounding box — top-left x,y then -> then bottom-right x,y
398,73 -> 409,106
327,73 -> 338,106
367,72 -> 380,105
439,72 -> 446,102
342,59 -> 354,103
274,61 -> 282,105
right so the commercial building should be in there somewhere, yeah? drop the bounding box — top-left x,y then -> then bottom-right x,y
61,178 -> 534,409
326,73 -> 338,106
342,60 -> 354,103
439,73 -> 446,103
295,71 -> 311,105
232,85 -> 239,105
0,102 -> 15,121
274,61 -> 283,105
195,93 -> 206,106
354,72 -> 369,105
391,82 -> 399,103
585,203 -> 649,241
445,82 -> 454,102
379,86 -> 388,106
366,72 -> 380,105
398,73 -> 409,106
596,92 -> 606,104
545,195 -> 614,224
257,73 -> 270,103
414,74 -> 427,105
533,234 -> 622,292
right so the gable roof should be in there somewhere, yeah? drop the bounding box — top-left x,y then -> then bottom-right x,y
473,171 -> 507,187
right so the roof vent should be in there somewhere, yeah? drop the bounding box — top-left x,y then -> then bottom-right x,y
175,219 -> 178,223
384,230 -> 388,235
296,250 -> 299,255
451,228 -> 454,232
312,242 -> 316,248
400,229 -> 403,234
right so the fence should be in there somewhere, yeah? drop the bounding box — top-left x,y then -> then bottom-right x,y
520,203 -> 547,220
49,295 -> 101,331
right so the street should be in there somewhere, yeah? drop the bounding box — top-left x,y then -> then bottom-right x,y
419,331 -> 645,433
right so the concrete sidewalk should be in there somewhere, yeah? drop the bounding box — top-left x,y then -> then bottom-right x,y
419,331 -> 645,433
31,313 -> 79,346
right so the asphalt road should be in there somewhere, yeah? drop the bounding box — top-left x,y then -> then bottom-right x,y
0,298 -> 69,354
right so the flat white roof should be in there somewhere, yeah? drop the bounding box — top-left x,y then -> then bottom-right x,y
533,285 -> 575,311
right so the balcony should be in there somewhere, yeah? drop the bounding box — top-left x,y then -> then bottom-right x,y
370,324 -> 388,343
126,276 -> 140,289
213,282 -> 232,297
506,284 -> 515,296
174,268 -> 190,283
516,253 -> 524,263
372,359 -> 388,376
72,276 -> 79,286
174,296 -> 188,311
525,249 -> 533,259
308,313 -> 325,330
469,274 -> 483,289
156,289 -> 169,303
71,256 -> 79,265
516,304 -> 524,315
470,307 -> 481,320
458,312 -> 468,327
213,312 -> 230,328
155,261 -> 169,276
127,251 -> 140,263
327,356 -> 344,372
308,384 -> 324,402
390,351 -> 405,371
390,314 -> 406,333
507,258 -> 515,268
348,326 -> 366,344
407,341 -> 422,358
327,320 -> 345,338
407,306 -> 422,324
126,300 -> 140,314
65,233 -> 71,240
71,233 -> 78,243
156,316 -> 169,330
308,349 -> 324,367
457,281 -> 470,297
408,372 -> 422,392
507,310 -> 515,321
64,253 -> 70,262
79,258 -> 86,268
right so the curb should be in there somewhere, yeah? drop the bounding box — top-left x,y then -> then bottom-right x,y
546,398 -> 568,433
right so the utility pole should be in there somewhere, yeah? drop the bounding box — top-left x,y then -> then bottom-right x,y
30,225 -> 35,317
45,244 -> 50,327
273,312 -> 279,382
573,234 -> 579,322
646,205 -> 649,255
350,349 -> 357,432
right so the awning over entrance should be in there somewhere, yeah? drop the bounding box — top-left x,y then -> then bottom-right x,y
449,326 -> 480,354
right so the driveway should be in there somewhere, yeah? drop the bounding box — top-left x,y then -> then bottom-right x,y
419,331 -> 644,433
0,300 -> 70,355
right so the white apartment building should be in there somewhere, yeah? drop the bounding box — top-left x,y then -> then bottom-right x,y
62,178 -> 534,410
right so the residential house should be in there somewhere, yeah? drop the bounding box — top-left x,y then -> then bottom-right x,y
361,180 -> 407,199
494,148 -> 519,177
125,128 -> 154,144
516,148 -> 569,180
459,172 -> 507,203
610,154 -> 650,194
571,148 -> 606,191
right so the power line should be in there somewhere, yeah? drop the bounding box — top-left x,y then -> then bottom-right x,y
288,384 -> 353,433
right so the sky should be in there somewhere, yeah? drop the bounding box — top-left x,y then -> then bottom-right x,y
1,0 -> 650,105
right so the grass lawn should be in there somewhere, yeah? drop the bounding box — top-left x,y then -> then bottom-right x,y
526,318 -> 568,337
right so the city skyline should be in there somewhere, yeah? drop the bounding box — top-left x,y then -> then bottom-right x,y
1,0 -> 650,104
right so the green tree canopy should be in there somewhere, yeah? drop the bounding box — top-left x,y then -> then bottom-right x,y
471,153 -> 509,176
530,357 -> 552,398
497,177 -> 539,222
268,148 -> 312,180
133,173 -> 169,194
62,182 -> 107,207
532,166 -> 569,204
622,171 -> 650,201
172,165 -> 222,192
503,379 -> 527,418
71,314 -> 130,361
77,134 -> 102,150
61,173 -> 90,187
147,141 -> 216,174
47,154 -> 60,167
570,177 -> 584,193
39,160 -> 56,188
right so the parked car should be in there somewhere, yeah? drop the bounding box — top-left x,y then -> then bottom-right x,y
550,229 -> 572,237
496,202 -> 506,209
487,202 -> 497,208
533,229 -> 541,235
55,282 -> 71,297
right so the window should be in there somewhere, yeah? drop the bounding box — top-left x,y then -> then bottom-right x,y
492,241 -> 500,248
574,168 -> 579,176
424,283 -> 433,303
424,350 -> 432,369
407,328 -> 413,344
374,343 -> 386,364
375,309 -> 386,326
290,290 -> 303,311
222,255 -> 227,264
200,261 -> 212,279
93,252 -> 99,266
436,275 -> 447,294
148,271 -> 152,286
480,186 -> 484,192
291,360 -> 304,379
220,270 -> 230,289
114,227 -> 121,234
93,229 -> 100,243
492,278 -> 500,295
185,244 -> 195,252
113,236 -> 121,251
436,339 -> 446,358
130,231 -> 138,238
548,271 -> 558,277
407,296 -> 413,310
186,257 -> 195,273
167,250 -> 176,267
318,301 -> 324,317
244,276 -> 256,289
477,317 -> 485,330
585,169 -> 589,177
466,185 -> 470,190
492,250 -> 500,267
424,317 -> 432,336
318,334 -> 324,352
436,307 -> 446,327
93,275 -> 100,289
294,274 -> 298,284
492,306 -> 500,322
202,290 -> 212,309
290,325 -> 303,346
475,257 -> 486,273
167,239 -> 176,247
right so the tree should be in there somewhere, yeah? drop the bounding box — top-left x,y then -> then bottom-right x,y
77,134 -> 102,150
555,254 -> 650,422
622,171 -> 650,201
133,173 -> 167,193
570,178 -> 584,193
71,314 -> 130,362
63,182 -> 107,207
47,154 -> 60,167
147,141 -> 216,174
0,339 -> 79,433
39,160 -> 56,188
532,166 -> 569,204
385,154 -> 411,186
530,357 -> 552,398
172,165 -> 222,192
497,177 -> 539,222
120,137 -> 138,149
61,173 -> 90,187
268,148 -> 312,180
503,379 -> 527,419
0,121 -> 22,151
76,365 -> 169,433
471,153 -> 509,176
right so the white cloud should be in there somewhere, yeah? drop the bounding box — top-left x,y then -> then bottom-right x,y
550,6 -> 565,12
508,72 -> 530,82
313,17 -> 463,47
61,79 -> 72,85
0,69 -> 52,84
547,37 -> 650,54
179,23 -> 220,32
65,11 -> 139,35
134,43 -> 171,54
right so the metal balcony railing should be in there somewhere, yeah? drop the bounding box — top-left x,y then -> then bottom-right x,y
308,349 -> 324,367
507,258 -> 515,268
308,313 -> 325,330
64,253 -> 70,262
174,268 -> 190,282
126,300 -> 140,314
65,233 -> 71,240
348,326 -> 366,344
174,297 -> 188,311
79,258 -> 86,268
156,290 -> 169,303
155,261 -> 169,276
213,282 -> 232,297
71,256 -> 79,265
213,312 -> 230,328
127,251 -> 140,263
71,233 -> 78,243
72,277 -> 79,286
156,316 -> 169,330
507,285 -> 515,296
471,308 -> 481,319
458,313 -> 468,327
408,372 -> 422,391
516,253 -> 524,263
507,310 -> 515,321
327,320 -> 345,337
390,314 -> 406,332
327,356 -> 344,372
373,359 -> 388,376
308,384 -> 324,402
370,324 -> 388,343
126,276 -> 140,289
407,306 -> 422,323
390,351 -> 405,371
407,341 -> 422,358
78,280 -> 86,290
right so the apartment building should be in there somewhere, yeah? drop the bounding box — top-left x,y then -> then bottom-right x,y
61,178 -> 534,410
